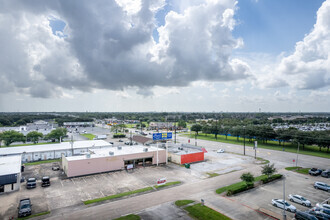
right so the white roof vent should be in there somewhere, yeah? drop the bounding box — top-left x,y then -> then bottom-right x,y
117,146 -> 122,150
143,148 -> 148,152
109,151 -> 114,156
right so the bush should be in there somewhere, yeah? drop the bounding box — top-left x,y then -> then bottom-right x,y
261,174 -> 283,184
113,133 -> 126,138
226,182 -> 254,196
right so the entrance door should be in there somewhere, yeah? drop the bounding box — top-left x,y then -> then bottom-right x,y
0,185 -> 4,193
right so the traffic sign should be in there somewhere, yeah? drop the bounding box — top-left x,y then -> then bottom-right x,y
152,132 -> 172,140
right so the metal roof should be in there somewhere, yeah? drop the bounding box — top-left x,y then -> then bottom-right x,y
0,140 -> 111,156
0,155 -> 21,175
66,145 -> 165,161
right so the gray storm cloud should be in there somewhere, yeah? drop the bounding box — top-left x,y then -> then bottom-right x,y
0,0 -> 250,98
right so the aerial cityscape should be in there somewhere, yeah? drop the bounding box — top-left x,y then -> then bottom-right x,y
0,0 -> 329,220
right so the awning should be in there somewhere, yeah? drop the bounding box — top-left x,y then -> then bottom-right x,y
0,174 -> 17,185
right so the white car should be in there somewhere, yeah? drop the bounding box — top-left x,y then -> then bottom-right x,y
271,199 -> 296,212
217,149 -> 225,153
316,203 -> 330,210
288,194 -> 311,207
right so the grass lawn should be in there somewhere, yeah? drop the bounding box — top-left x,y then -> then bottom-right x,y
216,174 -> 267,194
24,159 -> 60,166
182,133 -> 330,159
81,133 -> 95,140
285,167 -> 310,175
18,211 -> 50,219
184,203 -> 232,220
175,200 -> 195,207
83,187 -> 154,205
154,181 -> 181,189
113,214 -> 141,220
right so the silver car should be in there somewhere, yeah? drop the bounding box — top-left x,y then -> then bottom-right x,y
314,182 -> 330,192
272,199 -> 296,212
288,194 -> 311,207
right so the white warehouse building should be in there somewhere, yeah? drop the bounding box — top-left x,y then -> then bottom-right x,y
0,155 -> 22,194
0,140 -> 111,162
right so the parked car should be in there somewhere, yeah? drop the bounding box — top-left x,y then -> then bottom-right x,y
118,139 -> 124,142
312,207 -> 330,215
41,176 -> 50,187
309,168 -> 323,176
308,209 -> 330,220
52,165 -> 60,171
271,199 -> 296,212
320,204 -> 330,210
321,170 -> 330,178
26,178 -> 36,189
18,198 -> 32,218
217,149 -> 225,153
109,142 -> 114,145
288,194 -> 311,207
294,210 -> 318,220
314,182 -> 330,192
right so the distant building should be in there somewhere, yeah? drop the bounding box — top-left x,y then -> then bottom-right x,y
0,140 -> 111,162
167,144 -> 204,165
0,155 -> 22,194
63,122 -> 94,127
149,122 -> 174,130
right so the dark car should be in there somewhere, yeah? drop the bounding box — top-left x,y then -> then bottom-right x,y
26,178 -> 36,189
295,210 -> 318,220
321,170 -> 330,178
118,139 -> 124,142
308,210 -> 330,220
41,176 -> 50,187
18,198 -> 32,217
309,168 -> 323,176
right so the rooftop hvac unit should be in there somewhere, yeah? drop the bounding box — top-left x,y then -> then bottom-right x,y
109,151 -> 114,156
143,148 -> 148,152
86,153 -> 91,158
178,147 -> 183,150
117,146 -> 122,150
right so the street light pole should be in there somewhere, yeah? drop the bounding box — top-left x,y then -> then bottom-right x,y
283,176 -> 287,220
295,142 -> 300,167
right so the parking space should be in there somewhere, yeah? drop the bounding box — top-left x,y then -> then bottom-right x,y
232,169 -> 330,219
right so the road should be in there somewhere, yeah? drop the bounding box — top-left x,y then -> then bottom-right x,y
46,133 -> 329,220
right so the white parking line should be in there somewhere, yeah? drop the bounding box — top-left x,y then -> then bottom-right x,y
100,190 -> 105,197
71,178 -> 75,185
82,177 -> 87,183
93,176 -> 98,182
60,180 -> 64,187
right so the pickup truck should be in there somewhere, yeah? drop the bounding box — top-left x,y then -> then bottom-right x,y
26,178 -> 36,189
41,176 -> 50,187
18,198 -> 32,217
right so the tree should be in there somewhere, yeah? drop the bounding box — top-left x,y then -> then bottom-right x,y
191,124 -> 202,136
178,120 -> 187,128
0,130 -> 25,146
261,163 -> 276,178
46,128 -> 67,142
27,131 -> 43,144
240,172 -> 254,183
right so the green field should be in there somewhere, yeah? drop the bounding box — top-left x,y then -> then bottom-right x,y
184,203 -> 232,220
24,159 -> 60,166
81,133 -> 95,140
285,167 -> 310,174
175,200 -> 195,207
183,133 -> 330,159
18,211 -> 50,219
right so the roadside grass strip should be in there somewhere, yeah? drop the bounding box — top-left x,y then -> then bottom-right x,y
206,172 -> 220,178
18,211 -> 51,219
255,157 -> 270,164
83,187 -> 153,205
175,200 -> 195,207
9,142 -> 61,147
184,203 -> 232,220
154,181 -> 181,189
113,214 -> 141,220
216,174 -> 282,195
84,182 -> 181,205
81,133 -> 95,140
24,159 -> 60,166
285,166 -> 310,175
182,133 -> 330,159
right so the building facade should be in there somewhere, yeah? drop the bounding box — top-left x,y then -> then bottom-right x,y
0,155 -> 21,194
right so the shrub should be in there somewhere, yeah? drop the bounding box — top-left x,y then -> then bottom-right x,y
113,133 -> 126,138
226,182 -> 254,196
261,174 -> 283,184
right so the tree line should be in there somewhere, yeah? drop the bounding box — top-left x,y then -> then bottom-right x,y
0,128 -> 67,147
191,123 -> 330,152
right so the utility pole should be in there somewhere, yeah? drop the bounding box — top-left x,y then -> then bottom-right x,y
243,126 -> 246,156
70,135 -> 74,156
174,117 -> 177,144
283,177 -> 287,220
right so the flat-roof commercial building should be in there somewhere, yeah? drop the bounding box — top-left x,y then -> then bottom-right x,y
167,144 -> 204,165
0,140 -> 111,162
0,155 -> 22,194
62,145 -> 166,177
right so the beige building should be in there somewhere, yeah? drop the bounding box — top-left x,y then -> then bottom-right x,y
62,145 -> 166,177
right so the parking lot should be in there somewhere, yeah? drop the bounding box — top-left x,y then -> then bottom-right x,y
0,148 -> 258,219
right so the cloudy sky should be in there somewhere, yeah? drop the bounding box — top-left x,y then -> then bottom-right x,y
0,0 -> 329,112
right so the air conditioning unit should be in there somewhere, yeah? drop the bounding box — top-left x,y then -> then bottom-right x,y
178,147 -> 183,150
117,146 -> 122,150
109,151 -> 114,156
143,148 -> 148,152
86,153 -> 91,158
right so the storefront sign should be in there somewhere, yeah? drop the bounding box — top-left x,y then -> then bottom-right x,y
157,178 -> 166,185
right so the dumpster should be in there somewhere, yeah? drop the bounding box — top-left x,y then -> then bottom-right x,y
184,163 -> 190,169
